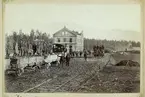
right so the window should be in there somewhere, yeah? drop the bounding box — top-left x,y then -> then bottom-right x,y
70,38 -> 72,42
57,38 -> 60,42
63,38 -> 66,42
62,32 -> 65,35
62,31 -> 68,35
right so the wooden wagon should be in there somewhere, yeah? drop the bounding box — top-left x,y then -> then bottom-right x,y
5,56 -> 22,76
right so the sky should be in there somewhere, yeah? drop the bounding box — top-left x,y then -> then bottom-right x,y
4,4 -> 141,41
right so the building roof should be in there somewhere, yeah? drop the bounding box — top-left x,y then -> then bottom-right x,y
53,26 -> 81,36
127,47 -> 140,51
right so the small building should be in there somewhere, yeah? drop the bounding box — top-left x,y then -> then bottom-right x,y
53,26 -> 84,52
127,46 -> 140,51
127,42 -> 140,51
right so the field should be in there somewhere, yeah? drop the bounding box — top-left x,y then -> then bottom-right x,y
5,52 -> 140,93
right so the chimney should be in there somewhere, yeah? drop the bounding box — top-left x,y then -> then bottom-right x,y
64,26 -> 66,28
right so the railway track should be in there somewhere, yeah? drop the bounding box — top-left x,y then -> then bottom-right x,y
22,54 -> 111,93
52,62 -> 103,92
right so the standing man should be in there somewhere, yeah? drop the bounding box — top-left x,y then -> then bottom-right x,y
66,53 -> 71,66
32,44 -> 37,55
59,52 -> 65,68
84,50 -> 87,61
80,51 -> 82,57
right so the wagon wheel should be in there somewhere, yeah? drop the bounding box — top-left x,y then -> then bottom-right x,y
5,69 -> 16,76
16,68 -> 22,76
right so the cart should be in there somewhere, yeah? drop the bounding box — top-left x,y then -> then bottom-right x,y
5,54 -> 22,76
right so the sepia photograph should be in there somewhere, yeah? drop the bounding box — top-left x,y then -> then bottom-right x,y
4,3 -> 141,93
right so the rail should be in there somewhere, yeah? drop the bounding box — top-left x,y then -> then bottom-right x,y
22,54 -> 111,93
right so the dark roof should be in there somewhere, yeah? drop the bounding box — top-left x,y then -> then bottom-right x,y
53,26 -> 81,36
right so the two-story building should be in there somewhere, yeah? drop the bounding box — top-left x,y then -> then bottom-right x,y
53,26 -> 84,53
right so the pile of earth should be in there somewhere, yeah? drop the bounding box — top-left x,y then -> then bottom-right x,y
115,60 -> 140,67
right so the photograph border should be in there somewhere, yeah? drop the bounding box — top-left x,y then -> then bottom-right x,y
0,0 -> 144,97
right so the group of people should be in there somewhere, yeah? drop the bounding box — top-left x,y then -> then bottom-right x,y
12,41 -> 52,57
59,49 -> 90,68
59,52 -> 71,67
70,50 -> 91,58
93,45 -> 105,57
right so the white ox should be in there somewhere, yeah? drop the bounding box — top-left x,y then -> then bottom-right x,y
44,54 -> 61,68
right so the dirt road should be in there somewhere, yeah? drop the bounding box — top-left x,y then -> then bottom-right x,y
5,53 -> 140,93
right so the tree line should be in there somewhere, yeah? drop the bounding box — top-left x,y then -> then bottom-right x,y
5,29 -> 140,58
5,29 -> 52,58
84,38 -> 140,51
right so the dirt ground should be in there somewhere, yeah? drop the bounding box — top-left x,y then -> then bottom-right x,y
76,66 -> 140,93
5,53 -> 140,93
